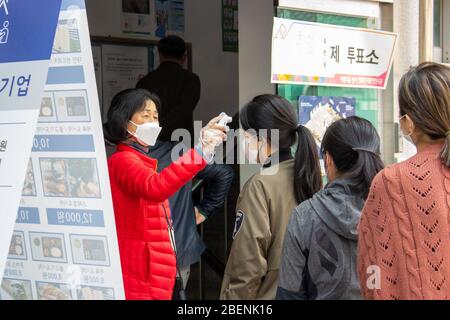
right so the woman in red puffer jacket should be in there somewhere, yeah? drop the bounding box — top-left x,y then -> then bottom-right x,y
104,88 -> 227,300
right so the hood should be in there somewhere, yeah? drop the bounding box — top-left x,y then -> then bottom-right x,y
310,179 -> 365,240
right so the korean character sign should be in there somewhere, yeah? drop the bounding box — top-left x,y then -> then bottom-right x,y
0,75 -> 31,97
0,0 -> 61,288
271,17 -> 398,90
16,75 -> 31,97
2,0 -> 126,301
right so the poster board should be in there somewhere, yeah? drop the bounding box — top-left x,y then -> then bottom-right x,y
271,17 -> 397,89
1,0 -> 126,300
0,0 -> 61,286
90,36 -> 193,123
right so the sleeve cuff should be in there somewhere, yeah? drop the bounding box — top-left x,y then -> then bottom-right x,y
195,143 -> 215,164
196,206 -> 209,219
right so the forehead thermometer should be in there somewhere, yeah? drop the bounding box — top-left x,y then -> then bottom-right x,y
217,112 -> 233,126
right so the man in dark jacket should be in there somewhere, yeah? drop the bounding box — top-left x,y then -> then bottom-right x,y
148,140 -> 234,292
136,35 -> 200,144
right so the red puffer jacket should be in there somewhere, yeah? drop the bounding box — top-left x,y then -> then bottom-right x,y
108,143 -> 207,300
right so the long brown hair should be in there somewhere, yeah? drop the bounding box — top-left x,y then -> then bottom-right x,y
398,62 -> 450,166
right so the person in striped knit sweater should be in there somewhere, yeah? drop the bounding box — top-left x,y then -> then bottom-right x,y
358,62 -> 450,300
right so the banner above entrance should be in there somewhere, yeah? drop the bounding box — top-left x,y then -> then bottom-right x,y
271,17 -> 398,90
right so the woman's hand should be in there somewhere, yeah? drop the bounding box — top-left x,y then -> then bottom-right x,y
203,115 -> 229,142
197,115 -> 230,162
195,207 -> 207,225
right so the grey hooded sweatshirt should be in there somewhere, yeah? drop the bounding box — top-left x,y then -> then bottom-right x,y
276,179 -> 364,300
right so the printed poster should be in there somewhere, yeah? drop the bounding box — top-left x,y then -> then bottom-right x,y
155,0 -> 185,38
122,0 -> 153,36
299,96 -> 356,174
1,0 -> 125,300
222,0 -> 238,52
101,44 -> 149,122
299,96 -> 356,149
0,0 -> 61,286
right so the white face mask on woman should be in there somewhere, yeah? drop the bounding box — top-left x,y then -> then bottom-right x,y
128,121 -> 162,147
242,134 -> 262,164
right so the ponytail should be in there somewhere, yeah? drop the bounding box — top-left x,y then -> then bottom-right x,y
349,148 -> 384,198
294,125 -> 322,204
441,132 -> 450,167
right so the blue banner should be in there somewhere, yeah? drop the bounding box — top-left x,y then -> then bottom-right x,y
47,209 -> 105,228
0,0 -> 62,63
32,135 -> 95,152
16,207 -> 40,224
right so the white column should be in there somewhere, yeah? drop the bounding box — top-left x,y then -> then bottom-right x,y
238,0 -> 275,188
393,0 -> 420,161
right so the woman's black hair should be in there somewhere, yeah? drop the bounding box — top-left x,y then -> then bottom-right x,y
240,94 -> 322,204
104,88 -> 161,144
321,116 -> 384,199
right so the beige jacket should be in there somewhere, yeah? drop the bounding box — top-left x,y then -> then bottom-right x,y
220,159 -> 298,300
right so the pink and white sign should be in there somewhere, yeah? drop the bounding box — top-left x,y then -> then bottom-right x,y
271,17 -> 398,90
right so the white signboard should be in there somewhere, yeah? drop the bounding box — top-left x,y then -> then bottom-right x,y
101,44 -> 149,120
1,0 -> 125,300
0,0 -> 61,287
271,17 -> 398,89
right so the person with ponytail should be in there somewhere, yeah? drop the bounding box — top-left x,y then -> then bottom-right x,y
277,116 -> 384,300
220,94 -> 322,300
358,62 -> 450,300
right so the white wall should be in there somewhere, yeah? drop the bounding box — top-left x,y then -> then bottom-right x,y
184,0 -> 239,122
238,0 -> 275,188
85,0 -> 239,123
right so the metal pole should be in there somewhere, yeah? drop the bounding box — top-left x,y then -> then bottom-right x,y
199,186 -> 205,300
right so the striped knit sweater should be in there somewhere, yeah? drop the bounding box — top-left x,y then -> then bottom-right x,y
358,143 -> 450,300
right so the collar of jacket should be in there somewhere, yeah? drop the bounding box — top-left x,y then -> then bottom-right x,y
158,60 -> 183,70
263,148 -> 293,168
117,142 -> 158,169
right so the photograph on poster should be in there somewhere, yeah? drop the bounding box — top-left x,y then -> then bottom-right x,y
299,96 -> 356,154
54,90 -> 91,122
122,0 -> 152,35
40,158 -> 101,199
53,19 -> 81,54
39,92 -> 57,123
29,232 -> 67,263
70,234 -> 110,266
122,0 -> 150,14
8,231 -> 27,260
77,285 -> 114,300
22,159 -> 37,197
0,279 -> 33,300
36,281 -> 72,300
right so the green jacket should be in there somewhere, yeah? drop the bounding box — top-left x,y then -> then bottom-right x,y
220,158 -> 298,300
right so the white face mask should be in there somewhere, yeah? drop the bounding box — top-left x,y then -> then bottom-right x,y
128,121 -> 162,147
242,135 -> 260,164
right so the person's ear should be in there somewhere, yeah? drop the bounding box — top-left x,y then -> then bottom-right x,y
401,114 -> 416,136
325,152 -> 335,172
